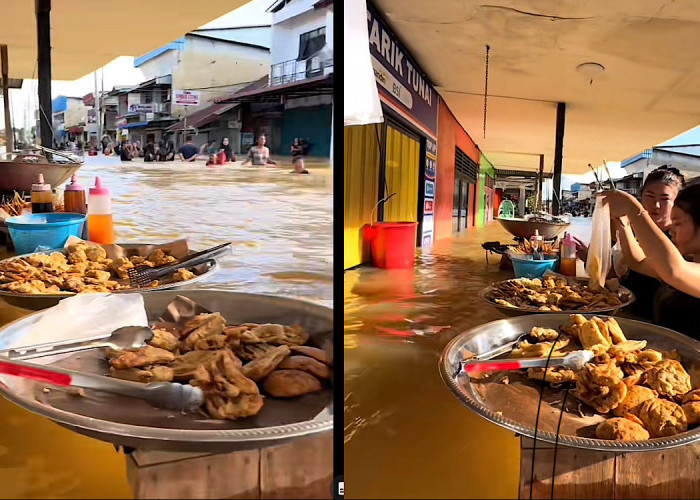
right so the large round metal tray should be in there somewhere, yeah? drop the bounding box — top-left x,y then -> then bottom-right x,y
0,244 -> 219,310
439,314 -> 700,452
0,290 -> 333,452
480,278 -> 635,317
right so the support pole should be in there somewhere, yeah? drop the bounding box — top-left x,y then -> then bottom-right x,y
552,102 -> 566,215
1,45 -> 12,152
36,0 -> 53,148
537,154 -> 544,212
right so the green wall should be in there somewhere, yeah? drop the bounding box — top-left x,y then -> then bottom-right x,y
479,154 -> 496,226
282,105 -> 332,157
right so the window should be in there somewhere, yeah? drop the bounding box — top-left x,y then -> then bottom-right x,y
455,147 -> 478,184
298,27 -> 326,60
144,92 -> 153,104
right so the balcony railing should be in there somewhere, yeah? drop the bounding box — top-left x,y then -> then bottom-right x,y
269,54 -> 333,86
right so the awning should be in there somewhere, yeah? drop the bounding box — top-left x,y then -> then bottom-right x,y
166,102 -> 239,132
217,73 -> 333,104
118,121 -> 149,129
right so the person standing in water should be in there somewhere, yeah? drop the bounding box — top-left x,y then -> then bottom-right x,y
242,135 -> 277,167
290,138 -> 309,174
219,137 -> 234,163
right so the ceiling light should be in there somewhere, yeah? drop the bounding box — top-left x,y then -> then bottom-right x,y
576,62 -> 605,85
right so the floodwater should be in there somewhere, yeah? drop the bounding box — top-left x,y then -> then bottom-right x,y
344,218 -> 592,499
0,155 -> 333,499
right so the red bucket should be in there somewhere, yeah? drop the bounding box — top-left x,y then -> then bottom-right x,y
366,222 -> 418,269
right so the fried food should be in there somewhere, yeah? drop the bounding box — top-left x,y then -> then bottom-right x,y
578,320 -> 610,350
612,385 -> 656,418
682,389 -> 700,404
148,329 -> 180,352
170,350 -> 233,381
682,402 -> 700,426
233,342 -> 277,362
148,249 -> 177,267
192,350 -> 264,420
109,365 -> 174,383
181,313 -> 227,351
248,323 -> 310,346
84,245 -> 107,262
262,369 -> 322,398
606,318 -> 627,344
645,360 -> 692,398
524,366 -> 576,384
639,398 -> 688,437
108,257 -> 134,279
241,345 -> 291,382
575,361 -> 627,413
289,345 -> 332,365
595,417 -> 650,441
110,345 -> 175,370
173,268 -> 195,282
278,355 -> 332,379
529,327 -> 560,342
512,337 -> 571,358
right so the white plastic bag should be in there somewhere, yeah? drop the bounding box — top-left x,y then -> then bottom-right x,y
611,232 -> 628,279
586,197 -> 611,290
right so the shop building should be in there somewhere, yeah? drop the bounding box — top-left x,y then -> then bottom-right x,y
51,96 -> 89,146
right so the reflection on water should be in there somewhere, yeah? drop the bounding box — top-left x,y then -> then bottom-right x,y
0,156 -> 333,499
344,218 -> 592,499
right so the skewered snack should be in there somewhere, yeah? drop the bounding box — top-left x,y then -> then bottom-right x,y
509,240 -> 558,256
472,315 -> 700,441
484,275 -> 629,312
105,312 -> 328,420
0,242 -> 199,295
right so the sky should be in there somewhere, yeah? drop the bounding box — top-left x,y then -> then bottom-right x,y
1,0 -> 273,132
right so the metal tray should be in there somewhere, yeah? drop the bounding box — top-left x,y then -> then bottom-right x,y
480,278 -> 635,317
0,290 -> 333,452
439,314 -> 700,452
0,244 -> 219,310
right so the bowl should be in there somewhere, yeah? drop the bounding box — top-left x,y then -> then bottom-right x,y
511,255 -> 558,279
5,213 -> 87,255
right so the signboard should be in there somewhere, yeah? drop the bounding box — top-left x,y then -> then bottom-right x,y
87,109 -> 97,124
367,4 -> 438,136
421,137 -> 438,247
241,132 -> 254,151
173,90 -> 200,106
128,103 -> 154,113
116,117 -> 127,128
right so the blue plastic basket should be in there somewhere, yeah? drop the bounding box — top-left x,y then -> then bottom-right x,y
511,255 -> 559,279
5,213 -> 87,255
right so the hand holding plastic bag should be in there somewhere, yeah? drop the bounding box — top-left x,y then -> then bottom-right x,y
586,197 -> 611,290
611,232 -> 628,279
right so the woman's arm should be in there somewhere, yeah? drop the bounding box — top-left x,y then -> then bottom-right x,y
602,190 -> 700,297
613,217 -> 658,278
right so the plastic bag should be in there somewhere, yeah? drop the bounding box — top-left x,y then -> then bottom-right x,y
586,197 -> 611,290
611,232 -> 628,279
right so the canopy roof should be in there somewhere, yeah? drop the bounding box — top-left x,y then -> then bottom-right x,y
0,0 -> 249,80
372,0 -> 700,174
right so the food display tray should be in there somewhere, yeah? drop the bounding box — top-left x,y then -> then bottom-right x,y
439,314 -> 700,452
0,290 -> 333,452
480,277 -> 635,317
0,244 -> 219,310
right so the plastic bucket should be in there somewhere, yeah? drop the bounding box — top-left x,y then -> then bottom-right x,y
6,213 -> 87,255
367,222 -> 418,269
511,255 -> 559,279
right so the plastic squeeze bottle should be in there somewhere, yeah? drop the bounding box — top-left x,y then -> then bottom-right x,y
529,229 -> 543,260
87,177 -> 115,244
31,174 -> 54,213
560,232 -> 577,277
63,174 -> 87,214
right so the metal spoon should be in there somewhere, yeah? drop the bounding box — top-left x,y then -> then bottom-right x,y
0,326 -> 154,361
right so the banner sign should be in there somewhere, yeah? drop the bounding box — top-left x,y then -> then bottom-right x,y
173,90 -> 200,106
367,4 -> 438,135
421,137 -> 438,247
129,103 -> 154,113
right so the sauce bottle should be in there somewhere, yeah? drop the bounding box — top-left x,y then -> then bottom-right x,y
529,229 -> 543,260
63,174 -> 87,214
87,177 -> 115,244
560,232 -> 577,277
31,174 -> 54,213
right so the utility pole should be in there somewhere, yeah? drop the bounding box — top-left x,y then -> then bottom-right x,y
1,45 -> 13,152
36,0 -> 53,148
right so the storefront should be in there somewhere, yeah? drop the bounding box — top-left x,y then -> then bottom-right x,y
344,2 -> 439,269
478,155 -> 496,227
435,100 -> 481,241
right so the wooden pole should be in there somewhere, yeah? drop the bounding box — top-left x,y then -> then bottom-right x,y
552,102 -> 566,215
1,45 -> 12,153
36,0 -> 53,148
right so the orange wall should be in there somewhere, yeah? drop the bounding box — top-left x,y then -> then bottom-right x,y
435,99 -> 481,241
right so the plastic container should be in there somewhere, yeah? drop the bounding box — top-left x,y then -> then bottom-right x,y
31,174 -> 53,214
366,222 -> 418,269
87,177 -> 115,245
560,232 -> 577,277
6,213 -> 87,255
529,229 -> 544,260
63,174 -> 87,214
511,255 -> 559,279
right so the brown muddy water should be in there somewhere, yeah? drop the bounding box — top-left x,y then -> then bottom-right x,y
344,218 -> 593,499
0,155 -> 333,499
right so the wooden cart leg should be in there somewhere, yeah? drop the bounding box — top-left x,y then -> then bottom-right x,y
125,432 -> 333,500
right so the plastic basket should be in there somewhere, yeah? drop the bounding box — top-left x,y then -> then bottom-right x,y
511,255 -> 559,279
6,213 -> 87,255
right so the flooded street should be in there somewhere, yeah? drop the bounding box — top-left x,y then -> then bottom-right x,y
344,218 -> 592,499
0,156 -> 333,499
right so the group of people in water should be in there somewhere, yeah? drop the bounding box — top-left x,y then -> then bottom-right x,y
98,133 -> 309,173
576,166 -> 700,337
